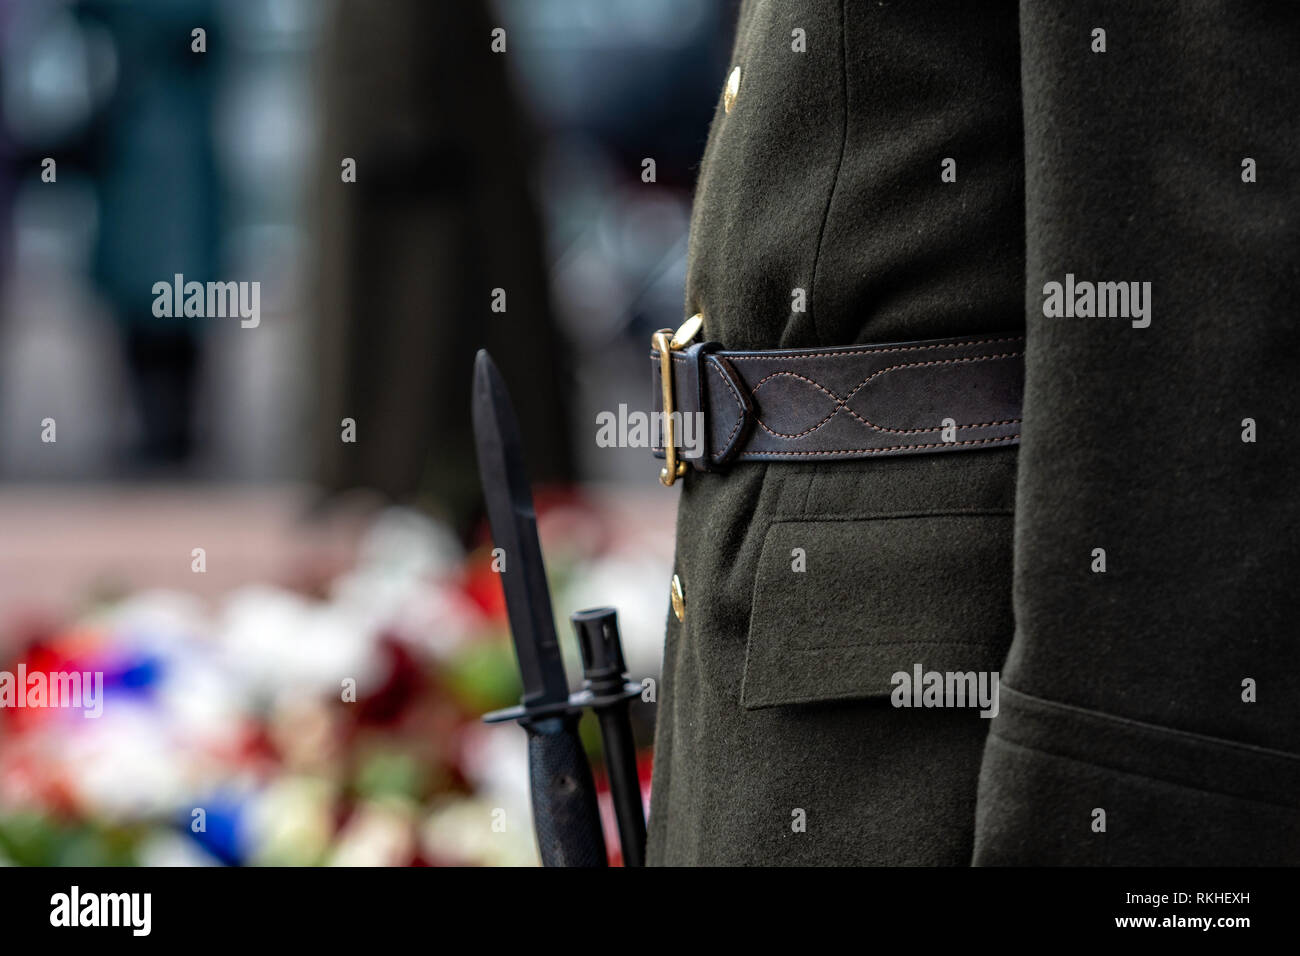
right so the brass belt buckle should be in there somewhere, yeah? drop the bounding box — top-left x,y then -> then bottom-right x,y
652,313 -> 704,487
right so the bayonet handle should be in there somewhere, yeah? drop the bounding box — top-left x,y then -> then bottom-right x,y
525,715 -> 608,867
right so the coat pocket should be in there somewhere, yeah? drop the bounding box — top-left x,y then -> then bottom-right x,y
740,513 -> 1014,709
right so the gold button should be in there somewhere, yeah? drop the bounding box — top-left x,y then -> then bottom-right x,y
670,574 -> 685,622
723,66 -> 741,114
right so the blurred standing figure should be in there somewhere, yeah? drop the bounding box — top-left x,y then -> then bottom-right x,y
76,0 -> 222,467
311,0 -> 572,535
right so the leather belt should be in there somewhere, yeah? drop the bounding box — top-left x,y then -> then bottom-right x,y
650,319 -> 1024,485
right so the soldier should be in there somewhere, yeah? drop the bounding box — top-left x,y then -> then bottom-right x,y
646,1 -> 1299,865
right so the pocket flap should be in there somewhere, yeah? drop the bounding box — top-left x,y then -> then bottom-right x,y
740,514 -> 1013,709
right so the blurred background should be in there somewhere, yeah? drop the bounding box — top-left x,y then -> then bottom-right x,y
0,0 -> 734,865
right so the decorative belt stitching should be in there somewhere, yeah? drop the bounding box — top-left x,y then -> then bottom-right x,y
749,352 -> 1023,439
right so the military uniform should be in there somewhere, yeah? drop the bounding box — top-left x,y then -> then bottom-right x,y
647,0 -> 1300,865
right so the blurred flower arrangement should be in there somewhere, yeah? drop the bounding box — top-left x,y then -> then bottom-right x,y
0,495 -> 667,866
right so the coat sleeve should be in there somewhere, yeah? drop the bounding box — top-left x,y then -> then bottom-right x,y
972,1 -> 1300,864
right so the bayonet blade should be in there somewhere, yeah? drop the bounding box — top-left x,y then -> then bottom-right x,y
471,350 -> 570,709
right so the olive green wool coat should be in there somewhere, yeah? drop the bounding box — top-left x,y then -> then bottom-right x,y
646,0 -> 1300,865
